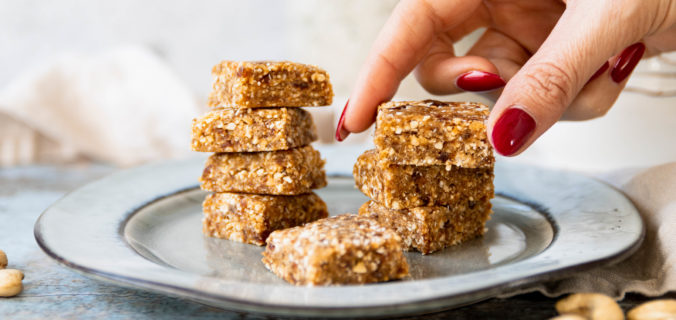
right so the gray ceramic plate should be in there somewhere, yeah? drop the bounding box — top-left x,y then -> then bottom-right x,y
35,159 -> 644,318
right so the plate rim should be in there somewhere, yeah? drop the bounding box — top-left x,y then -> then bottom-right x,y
34,159 -> 645,318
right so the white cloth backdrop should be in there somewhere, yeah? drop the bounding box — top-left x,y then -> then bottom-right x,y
0,46 -> 200,166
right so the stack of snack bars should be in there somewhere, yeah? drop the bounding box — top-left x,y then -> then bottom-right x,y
355,100 -> 495,254
191,61 -> 334,246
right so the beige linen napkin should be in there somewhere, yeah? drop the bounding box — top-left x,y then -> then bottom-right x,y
508,162 -> 676,298
0,46 -> 200,167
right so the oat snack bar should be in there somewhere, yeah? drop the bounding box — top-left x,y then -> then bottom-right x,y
200,146 -> 327,195
375,100 -> 494,168
262,214 -> 409,286
208,61 -> 334,108
354,149 -> 494,209
203,192 -> 328,246
359,200 -> 492,254
191,107 -> 317,153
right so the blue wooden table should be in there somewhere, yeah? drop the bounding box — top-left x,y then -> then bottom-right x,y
0,165 -> 669,319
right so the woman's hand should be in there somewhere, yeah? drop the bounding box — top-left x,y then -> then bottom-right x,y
335,0 -> 676,156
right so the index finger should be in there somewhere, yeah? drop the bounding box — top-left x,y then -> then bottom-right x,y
338,0 -> 482,140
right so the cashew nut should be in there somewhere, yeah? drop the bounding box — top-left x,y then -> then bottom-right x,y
556,293 -> 624,320
0,269 -> 23,297
550,315 -> 587,320
0,250 -> 6,269
627,299 -> 676,320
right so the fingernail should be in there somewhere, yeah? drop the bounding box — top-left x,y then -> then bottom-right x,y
456,71 -> 506,92
335,99 -> 350,142
491,107 -> 536,156
586,61 -> 609,84
611,42 -> 645,83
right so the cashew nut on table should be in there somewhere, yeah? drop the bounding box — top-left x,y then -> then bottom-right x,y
555,293 -> 624,320
0,249 -> 24,297
627,299 -> 676,320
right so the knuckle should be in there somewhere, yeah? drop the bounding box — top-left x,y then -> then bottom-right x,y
605,0 -> 655,35
376,52 -> 400,77
419,0 -> 444,31
521,61 -> 576,109
647,0 -> 675,33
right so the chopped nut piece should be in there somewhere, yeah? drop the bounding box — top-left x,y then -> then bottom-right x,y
262,214 -> 409,286
359,200 -> 492,254
375,100 -> 494,168
200,146 -> 327,195
203,192 -> 328,246
191,107 -> 317,153
208,61 -> 334,108
354,149 -> 494,209
352,262 -> 367,273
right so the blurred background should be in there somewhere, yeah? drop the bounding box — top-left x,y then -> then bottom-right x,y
1,0 -> 674,172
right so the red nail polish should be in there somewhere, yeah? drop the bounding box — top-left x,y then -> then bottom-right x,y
586,61 -> 609,84
456,71 -> 506,92
611,43 -> 645,83
492,107 -> 536,156
335,99 -> 350,142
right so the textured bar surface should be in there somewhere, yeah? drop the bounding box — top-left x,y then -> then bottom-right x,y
200,146 -> 326,195
354,149 -> 494,209
208,61 -> 333,108
191,107 -> 316,153
359,200 -> 492,254
203,192 -> 328,246
262,214 -> 409,286
375,100 -> 494,167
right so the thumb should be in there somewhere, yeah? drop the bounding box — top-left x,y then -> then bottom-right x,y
487,1 -> 648,156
